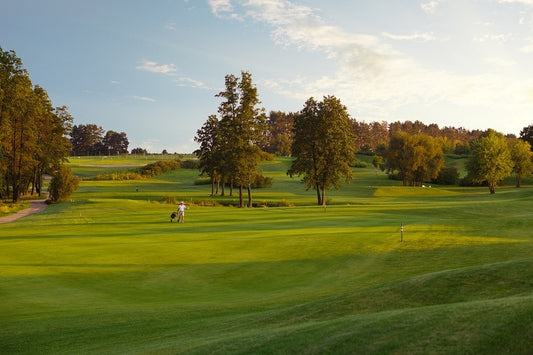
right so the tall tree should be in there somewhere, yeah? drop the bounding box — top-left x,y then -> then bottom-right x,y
0,47 -> 72,201
265,111 -> 294,156
103,130 -> 129,155
70,124 -> 104,156
510,139 -> 533,188
194,114 -> 221,196
519,125 -> 533,151
234,71 -> 267,207
467,129 -> 512,194
198,71 -> 267,207
386,131 -> 444,186
31,94 -> 72,196
288,96 -> 356,206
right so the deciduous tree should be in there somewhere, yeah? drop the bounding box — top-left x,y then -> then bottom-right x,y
510,139 -> 533,188
288,96 -> 356,206
467,129 -> 512,194
0,47 -> 72,201
386,131 -> 444,186
197,71 -> 267,207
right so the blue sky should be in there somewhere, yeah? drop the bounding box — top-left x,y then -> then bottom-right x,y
3,0 -> 533,153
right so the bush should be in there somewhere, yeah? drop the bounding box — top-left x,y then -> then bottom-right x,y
353,160 -> 370,168
48,165 -> 80,202
181,159 -> 199,169
278,199 -> 294,207
194,177 -> 212,185
433,167 -> 459,185
252,175 -> 273,188
163,195 -> 176,204
139,160 -> 181,177
94,172 -> 144,181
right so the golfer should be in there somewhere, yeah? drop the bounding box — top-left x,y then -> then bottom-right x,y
178,201 -> 186,223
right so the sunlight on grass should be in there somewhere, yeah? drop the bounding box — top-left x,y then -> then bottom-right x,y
2,157 -> 533,353
373,186 -> 462,198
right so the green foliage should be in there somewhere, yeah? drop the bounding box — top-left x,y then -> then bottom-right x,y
386,131 -> 444,186
47,165 -> 80,202
288,96 -> 356,205
353,160 -> 370,168
434,166 -> 459,185
196,71 -> 267,207
467,129 -> 512,193
251,174 -> 273,188
510,139 -> 533,187
94,171 -> 144,181
194,176 -> 212,185
372,154 -> 383,170
0,47 -> 72,202
180,159 -> 199,169
139,160 -> 181,177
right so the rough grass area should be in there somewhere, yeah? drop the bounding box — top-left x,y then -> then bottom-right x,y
1,156 -> 532,353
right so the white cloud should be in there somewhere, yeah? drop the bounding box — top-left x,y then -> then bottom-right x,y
208,0 -> 242,19
165,22 -> 177,31
136,59 -> 177,74
484,57 -> 517,66
133,96 -> 156,102
520,44 -> 533,52
499,0 -> 533,5
382,32 -> 438,42
421,0 -> 444,14
209,0 -> 232,14
473,33 -> 513,42
212,0 -> 533,134
175,77 -> 207,89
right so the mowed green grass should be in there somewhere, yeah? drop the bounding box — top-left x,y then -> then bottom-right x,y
1,156 -> 533,353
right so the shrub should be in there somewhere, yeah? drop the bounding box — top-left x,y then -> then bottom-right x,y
181,159 -> 199,169
278,199 -> 293,207
252,174 -> 273,188
194,177 -> 212,185
433,167 -> 459,185
163,195 -> 176,204
94,172 -> 144,181
48,165 -> 80,202
139,160 -> 181,177
353,160 -> 370,168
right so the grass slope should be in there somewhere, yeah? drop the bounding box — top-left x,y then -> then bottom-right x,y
1,156 -> 532,353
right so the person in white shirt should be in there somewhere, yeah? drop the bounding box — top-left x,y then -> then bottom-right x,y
178,201 -> 186,223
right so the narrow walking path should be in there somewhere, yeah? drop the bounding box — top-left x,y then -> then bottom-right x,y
0,200 -> 49,224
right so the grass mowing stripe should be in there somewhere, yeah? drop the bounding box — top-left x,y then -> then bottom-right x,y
1,157 -> 533,353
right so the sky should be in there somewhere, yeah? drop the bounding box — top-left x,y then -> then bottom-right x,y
3,0 -> 533,153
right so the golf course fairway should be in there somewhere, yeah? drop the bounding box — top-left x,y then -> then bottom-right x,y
1,156 -> 532,353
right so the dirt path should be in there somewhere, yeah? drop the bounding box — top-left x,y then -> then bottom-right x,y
0,200 -> 49,224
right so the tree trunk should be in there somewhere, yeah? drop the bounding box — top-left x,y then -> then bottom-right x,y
516,175 -> 521,188
321,184 -> 326,206
489,181 -> 496,194
247,184 -> 252,208
315,183 -> 322,205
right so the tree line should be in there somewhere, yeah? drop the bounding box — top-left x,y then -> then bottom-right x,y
70,124 -> 129,156
0,47 -> 75,202
195,72 -> 359,206
2,47 -> 531,204
197,71 -> 533,204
